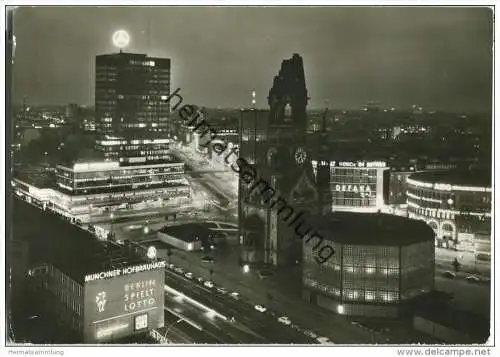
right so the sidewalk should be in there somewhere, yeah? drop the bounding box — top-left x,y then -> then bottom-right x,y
435,248 -> 490,276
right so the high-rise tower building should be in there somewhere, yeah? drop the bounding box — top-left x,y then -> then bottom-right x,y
95,52 -> 171,164
239,54 -> 319,267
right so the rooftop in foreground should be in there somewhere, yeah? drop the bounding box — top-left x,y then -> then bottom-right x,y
13,166 -> 56,189
309,212 -> 435,246
414,302 -> 489,341
12,198 -> 146,284
158,223 -> 211,242
408,168 -> 491,187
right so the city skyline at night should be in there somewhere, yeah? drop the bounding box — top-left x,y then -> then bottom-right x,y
11,6 -> 492,112
5,4 -> 494,350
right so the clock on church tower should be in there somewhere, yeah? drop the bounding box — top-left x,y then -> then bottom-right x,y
294,147 -> 307,165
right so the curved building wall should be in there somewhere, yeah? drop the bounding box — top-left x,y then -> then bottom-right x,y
303,236 -> 434,317
406,175 -> 491,251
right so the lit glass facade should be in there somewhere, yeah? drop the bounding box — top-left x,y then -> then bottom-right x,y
12,161 -> 191,218
52,162 -> 190,215
95,53 -> 171,164
303,231 -> 434,317
56,162 -> 186,195
312,161 -> 388,212
330,168 -> 379,208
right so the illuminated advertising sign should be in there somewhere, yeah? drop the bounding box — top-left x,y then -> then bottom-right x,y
335,184 -> 373,194
433,183 -> 452,191
135,314 -> 149,331
312,160 -> 387,169
112,30 -> 130,49
83,266 -> 165,342
84,261 -> 166,283
334,161 -> 387,168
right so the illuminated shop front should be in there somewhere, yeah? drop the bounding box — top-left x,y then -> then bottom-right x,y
55,161 -> 187,194
312,160 -> 388,213
12,175 -> 191,220
12,160 -> 192,220
406,170 -> 491,251
302,212 -> 435,318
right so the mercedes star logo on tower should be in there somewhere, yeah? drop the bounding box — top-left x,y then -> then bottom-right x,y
112,30 -> 130,49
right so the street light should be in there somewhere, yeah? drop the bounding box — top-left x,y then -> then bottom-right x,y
162,318 -> 185,343
242,264 -> 250,273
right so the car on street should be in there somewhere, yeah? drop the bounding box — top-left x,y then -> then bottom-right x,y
201,256 -> 215,263
184,272 -> 194,279
168,264 -> 175,270
254,305 -> 267,313
316,336 -> 334,344
230,292 -> 240,299
443,271 -> 456,279
217,287 -> 228,294
174,267 -> 184,274
304,330 -> 318,339
465,275 -> 481,283
258,270 -> 273,279
351,321 -> 364,328
204,281 -> 215,288
278,316 -> 291,325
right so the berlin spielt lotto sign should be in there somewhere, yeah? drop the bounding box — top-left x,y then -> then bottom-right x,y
112,30 -> 130,49
95,279 -> 158,314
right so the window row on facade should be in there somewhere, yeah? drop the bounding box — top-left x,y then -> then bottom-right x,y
304,278 -> 400,303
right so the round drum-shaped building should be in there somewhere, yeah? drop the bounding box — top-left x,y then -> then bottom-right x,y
302,212 -> 435,318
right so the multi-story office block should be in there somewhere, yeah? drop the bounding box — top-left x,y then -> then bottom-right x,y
95,53 -> 171,164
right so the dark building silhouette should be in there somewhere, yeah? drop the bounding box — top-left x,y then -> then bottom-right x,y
238,54 -> 320,267
313,108 -> 333,214
65,103 -> 84,132
95,52 -> 171,164
238,109 -> 270,167
12,198 -> 165,343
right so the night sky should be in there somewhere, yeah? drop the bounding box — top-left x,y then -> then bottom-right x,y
11,6 -> 493,112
